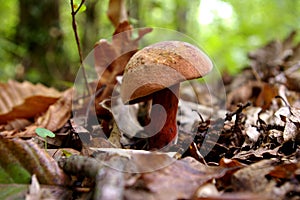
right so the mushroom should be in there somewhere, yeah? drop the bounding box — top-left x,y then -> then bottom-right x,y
120,41 -> 213,149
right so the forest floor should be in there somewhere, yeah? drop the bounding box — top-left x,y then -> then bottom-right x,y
0,26 -> 300,200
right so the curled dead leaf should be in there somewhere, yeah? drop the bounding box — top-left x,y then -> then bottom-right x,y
140,157 -> 227,200
0,88 -> 72,138
0,137 -> 70,185
107,0 -> 127,27
0,80 -> 61,124
227,81 -> 278,111
94,22 -> 152,116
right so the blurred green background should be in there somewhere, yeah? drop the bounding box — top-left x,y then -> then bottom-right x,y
0,0 -> 299,88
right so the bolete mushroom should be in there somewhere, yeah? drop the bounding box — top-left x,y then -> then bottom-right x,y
120,41 -> 213,149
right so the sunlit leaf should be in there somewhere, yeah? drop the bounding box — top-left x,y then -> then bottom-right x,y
35,127 -> 55,138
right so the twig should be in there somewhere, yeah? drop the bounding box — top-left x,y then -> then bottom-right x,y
225,101 -> 251,121
74,0 -> 86,15
70,0 -> 90,96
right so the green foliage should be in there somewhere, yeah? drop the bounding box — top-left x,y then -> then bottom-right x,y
0,0 -> 299,84
0,0 -> 19,82
35,127 -> 55,138
0,184 -> 28,199
0,162 -> 31,184
35,128 -> 55,150
73,0 -> 87,13
197,0 -> 300,73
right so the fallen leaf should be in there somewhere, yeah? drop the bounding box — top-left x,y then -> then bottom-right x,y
92,148 -> 177,173
1,118 -> 31,131
231,159 -> 275,193
140,157 -> 227,200
0,88 -> 72,138
26,174 -> 72,200
0,137 -> 70,185
234,146 -> 282,162
94,23 -> 152,116
0,80 -> 61,124
286,72 -> 300,91
194,192 -> 270,200
0,184 -> 28,200
267,163 -> 298,179
36,88 -> 72,131
226,81 -> 278,111
107,0 -> 127,27
283,121 -> 298,141
93,166 -> 124,200
248,30 -> 300,81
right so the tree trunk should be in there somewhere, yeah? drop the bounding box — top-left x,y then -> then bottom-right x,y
82,0 -> 100,56
15,0 -> 68,86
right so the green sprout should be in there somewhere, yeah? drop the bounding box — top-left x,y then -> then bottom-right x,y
35,128 -> 55,150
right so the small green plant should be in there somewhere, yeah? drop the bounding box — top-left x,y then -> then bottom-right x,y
35,127 -> 55,150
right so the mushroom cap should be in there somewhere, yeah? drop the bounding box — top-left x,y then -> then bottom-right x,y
120,41 -> 213,104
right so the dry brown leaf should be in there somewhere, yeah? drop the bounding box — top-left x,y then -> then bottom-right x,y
226,81 -> 278,110
0,80 -> 61,124
1,118 -> 31,131
194,192 -> 270,200
267,163 -> 299,179
286,72 -> 300,91
0,88 -> 72,138
248,30 -> 300,81
231,159 -> 275,193
94,22 -> 152,80
36,88 -> 72,131
140,157 -> 227,200
232,147 -> 281,163
283,121 -> 298,141
0,137 -> 70,185
274,104 -> 300,142
94,22 -> 152,116
92,148 -> 176,173
26,174 -> 72,200
107,0 -> 127,27
230,161 -> 300,199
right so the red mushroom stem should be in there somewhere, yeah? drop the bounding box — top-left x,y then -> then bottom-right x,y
147,84 -> 179,149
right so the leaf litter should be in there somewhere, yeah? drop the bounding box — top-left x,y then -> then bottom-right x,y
0,9 -> 300,200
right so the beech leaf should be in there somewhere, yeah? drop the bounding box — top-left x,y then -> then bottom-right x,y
0,80 -> 61,124
0,137 -> 70,185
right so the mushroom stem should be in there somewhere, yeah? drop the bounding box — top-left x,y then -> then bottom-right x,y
147,84 -> 179,149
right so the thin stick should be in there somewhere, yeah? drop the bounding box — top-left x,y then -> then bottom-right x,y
70,0 -> 90,96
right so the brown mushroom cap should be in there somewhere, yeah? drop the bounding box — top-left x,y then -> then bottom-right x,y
121,41 -> 213,104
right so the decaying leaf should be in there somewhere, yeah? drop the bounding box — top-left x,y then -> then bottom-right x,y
139,157 -> 227,200
35,88 -> 72,131
26,174 -> 72,200
248,30 -> 300,81
0,80 -> 61,124
226,81 -> 278,111
93,166 -> 124,200
0,184 -> 28,200
274,103 -> 300,142
0,88 -> 72,138
231,160 -> 300,199
60,153 -> 232,200
231,159 -> 275,194
0,137 -> 70,185
0,118 -> 31,131
93,22 -> 152,116
92,148 -> 177,173
107,0 -> 127,27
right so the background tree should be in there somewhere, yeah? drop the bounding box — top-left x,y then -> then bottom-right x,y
15,0 -> 70,86
0,0 -> 299,85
